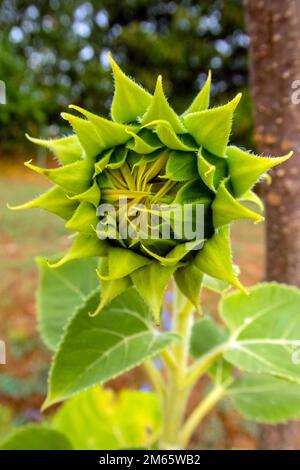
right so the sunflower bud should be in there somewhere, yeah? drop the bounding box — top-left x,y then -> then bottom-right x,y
11,54 -> 292,322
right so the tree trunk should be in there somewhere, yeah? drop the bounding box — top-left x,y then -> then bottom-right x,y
244,0 -> 300,450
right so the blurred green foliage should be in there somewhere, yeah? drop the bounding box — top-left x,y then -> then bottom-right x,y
0,0 -> 253,152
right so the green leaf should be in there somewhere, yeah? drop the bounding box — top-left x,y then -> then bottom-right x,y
174,263 -> 203,313
61,113 -> 103,161
153,120 -> 197,151
0,425 -> 72,450
227,146 -> 292,198
26,134 -> 82,165
109,54 -> 152,124
221,283 -> 300,384
126,129 -> 163,154
183,94 -> 241,157
131,263 -> 176,324
197,147 -> 227,192
228,373 -> 300,424
195,226 -> 245,292
93,258 -> 132,316
105,247 -> 151,280
69,105 -> 139,151
202,274 -> 233,295
25,159 -> 93,195
48,233 -> 108,268
65,201 -> 99,235
8,186 -> 78,220
190,316 -> 227,359
68,179 -> 100,207
183,70 -> 211,115
44,288 -> 177,408
37,257 -> 98,350
141,76 -> 185,133
212,179 -> 264,228
165,150 -> 198,182
53,386 -> 161,450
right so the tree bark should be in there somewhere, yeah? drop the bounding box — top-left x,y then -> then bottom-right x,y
244,0 -> 300,450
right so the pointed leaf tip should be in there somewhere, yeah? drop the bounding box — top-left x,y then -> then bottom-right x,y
108,54 -> 152,124
141,75 -> 185,133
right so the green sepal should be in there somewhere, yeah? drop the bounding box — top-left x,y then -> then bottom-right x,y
212,179 -> 264,228
165,150 -> 198,182
131,262 -> 176,324
96,247 -> 152,280
94,149 -> 113,176
227,146 -> 293,197
149,120 -> 197,151
65,201 -> 99,235
194,226 -> 246,292
183,93 -> 241,157
24,159 -> 93,195
126,129 -> 163,154
69,105 -> 139,151
174,263 -> 203,314
240,190 -> 264,213
67,179 -> 100,207
141,76 -> 185,133
61,113 -> 103,161
106,146 -> 128,170
142,240 -> 203,266
48,233 -> 108,268
26,134 -> 82,165
183,70 -> 211,115
109,53 -> 152,124
8,186 -> 78,220
197,147 -> 227,192
91,259 -> 132,316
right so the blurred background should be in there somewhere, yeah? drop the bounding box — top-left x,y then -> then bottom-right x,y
0,0 -> 265,448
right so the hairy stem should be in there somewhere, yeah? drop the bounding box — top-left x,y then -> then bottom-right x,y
159,283 -> 194,449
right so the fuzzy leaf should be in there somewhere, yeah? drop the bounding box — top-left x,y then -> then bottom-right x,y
195,226 -> 245,292
141,76 -> 185,133
61,113 -> 102,161
228,373 -> 300,424
104,247 -> 152,280
227,146 -> 293,198
44,289 -> 177,408
165,150 -> 198,181
0,426 -> 72,450
67,179 -> 100,207
183,70 -> 211,115
37,257 -> 98,350
53,386 -> 161,450
25,159 -> 93,195
174,263 -> 203,313
221,283 -> 300,384
126,129 -> 163,154
190,316 -> 227,359
183,94 -> 241,157
153,120 -> 197,151
131,263 -> 176,324
65,201 -> 99,235
92,258 -> 132,315
109,54 -> 152,124
26,134 -> 82,165
8,186 -> 78,220
48,233 -> 108,268
197,148 -> 227,192
69,105 -> 139,150
212,179 -> 264,228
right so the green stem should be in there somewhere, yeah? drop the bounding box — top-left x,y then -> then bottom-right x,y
159,284 -> 194,449
180,378 -> 233,448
